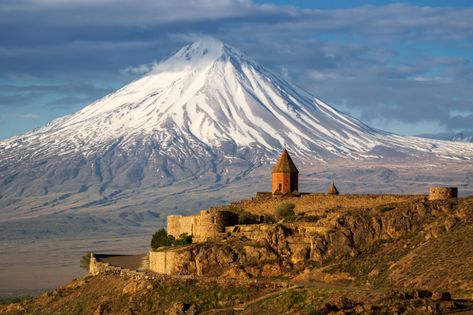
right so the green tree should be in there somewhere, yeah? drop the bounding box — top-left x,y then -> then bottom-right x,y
150,228 -> 172,250
80,252 -> 92,270
173,233 -> 192,246
151,229 -> 193,250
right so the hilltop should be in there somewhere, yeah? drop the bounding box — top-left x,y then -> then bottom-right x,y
2,194 -> 473,314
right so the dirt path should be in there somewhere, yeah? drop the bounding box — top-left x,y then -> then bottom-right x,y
199,285 -> 300,314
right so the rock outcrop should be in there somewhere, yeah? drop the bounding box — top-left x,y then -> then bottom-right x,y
151,197 -> 473,281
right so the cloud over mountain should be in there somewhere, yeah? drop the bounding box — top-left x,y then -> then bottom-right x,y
1,1 -> 473,139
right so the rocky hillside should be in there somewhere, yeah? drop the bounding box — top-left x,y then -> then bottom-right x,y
2,196 -> 473,314
153,195 -> 473,294
2,273 -> 473,315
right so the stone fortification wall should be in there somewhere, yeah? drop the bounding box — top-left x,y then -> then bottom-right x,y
149,250 -> 178,275
167,215 -> 195,239
224,193 -> 425,216
194,210 -> 238,239
193,210 -> 218,239
89,254 -> 146,280
428,187 -> 458,201
167,194 -> 425,240
167,210 -> 238,240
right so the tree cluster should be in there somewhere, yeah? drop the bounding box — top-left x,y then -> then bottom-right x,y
150,228 -> 192,250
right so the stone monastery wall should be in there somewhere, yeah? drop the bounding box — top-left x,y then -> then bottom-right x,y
166,189 -> 457,241
89,254 -> 145,280
167,215 -> 194,238
149,250 -> 177,275
237,193 -> 426,216
168,210 -> 238,240
428,187 -> 458,201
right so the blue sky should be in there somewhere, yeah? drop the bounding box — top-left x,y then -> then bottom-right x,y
1,0 -> 472,140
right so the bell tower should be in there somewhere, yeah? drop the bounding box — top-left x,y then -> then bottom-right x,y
272,149 -> 299,195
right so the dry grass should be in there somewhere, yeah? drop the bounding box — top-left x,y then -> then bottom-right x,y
388,223 -> 473,296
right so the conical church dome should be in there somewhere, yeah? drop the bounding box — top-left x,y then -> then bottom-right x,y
272,149 -> 299,174
327,182 -> 339,195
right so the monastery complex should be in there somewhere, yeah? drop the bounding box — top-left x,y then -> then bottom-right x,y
90,149 -> 460,277
164,149 -> 458,243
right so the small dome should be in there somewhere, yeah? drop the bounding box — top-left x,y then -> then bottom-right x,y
327,182 -> 339,195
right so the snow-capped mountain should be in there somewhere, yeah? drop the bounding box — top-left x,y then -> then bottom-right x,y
1,38 -> 473,199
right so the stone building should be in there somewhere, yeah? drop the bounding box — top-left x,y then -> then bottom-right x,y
272,149 -> 299,196
167,210 -> 238,241
428,187 -> 458,200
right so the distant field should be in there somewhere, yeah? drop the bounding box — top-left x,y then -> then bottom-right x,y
0,234 -> 150,297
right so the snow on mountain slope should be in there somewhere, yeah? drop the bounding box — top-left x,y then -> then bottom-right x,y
3,38 -> 473,161
1,38 -> 473,198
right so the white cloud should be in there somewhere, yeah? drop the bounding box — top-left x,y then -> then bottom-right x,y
120,62 -> 158,75
13,113 -> 40,120
1,1 -> 473,137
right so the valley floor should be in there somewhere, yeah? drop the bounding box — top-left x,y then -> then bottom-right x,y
0,234 -> 150,297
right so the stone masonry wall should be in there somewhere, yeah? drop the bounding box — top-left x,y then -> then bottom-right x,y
89,254 -> 146,280
167,210 -> 238,240
428,187 -> 458,201
149,250 -> 178,275
228,193 -> 425,216
272,172 -> 298,194
167,215 -> 195,239
167,194 -> 425,240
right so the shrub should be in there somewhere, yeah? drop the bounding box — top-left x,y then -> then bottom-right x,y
173,233 -> 193,246
276,202 -> 296,217
151,229 -> 192,250
150,228 -> 173,250
80,252 -> 92,270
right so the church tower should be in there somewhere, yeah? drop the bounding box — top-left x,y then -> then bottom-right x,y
272,149 -> 299,195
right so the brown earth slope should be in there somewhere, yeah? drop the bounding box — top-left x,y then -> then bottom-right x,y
2,196 -> 473,314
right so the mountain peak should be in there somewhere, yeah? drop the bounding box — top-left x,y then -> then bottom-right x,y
154,38 -> 253,73
177,38 -> 225,59
2,39 -> 473,171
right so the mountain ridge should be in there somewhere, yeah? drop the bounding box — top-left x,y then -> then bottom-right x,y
2,39 -> 473,161
1,38 -> 473,206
